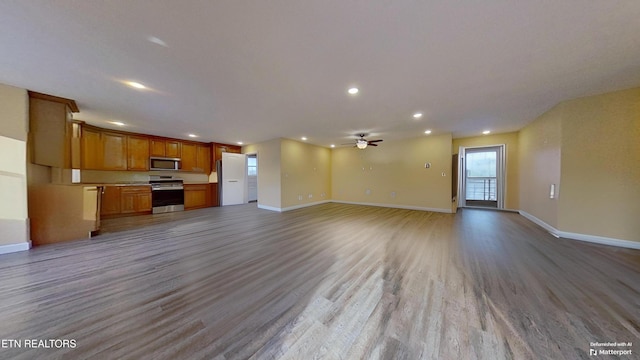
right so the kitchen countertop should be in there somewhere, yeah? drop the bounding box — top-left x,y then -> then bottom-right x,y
51,182 -> 152,187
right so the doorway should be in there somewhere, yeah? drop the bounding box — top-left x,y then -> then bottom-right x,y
458,145 -> 505,209
247,154 -> 257,203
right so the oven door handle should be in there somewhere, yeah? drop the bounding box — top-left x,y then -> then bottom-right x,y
151,187 -> 184,191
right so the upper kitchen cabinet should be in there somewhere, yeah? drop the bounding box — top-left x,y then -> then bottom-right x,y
213,143 -> 242,162
102,132 -> 127,170
197,144 -> 211,174
127,135 -> 150,171
150,138 -> 181,158
182,142 -> 211,173
81,126 -> 127,170
28,91 -> 79,168
181,143 -> 197,172
81,126 -> 103,169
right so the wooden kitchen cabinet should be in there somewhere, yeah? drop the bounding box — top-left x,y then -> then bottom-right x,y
127,135 -> 150,171
184,184 -> 211,210
101,186 -> 122,216
120,186 -> 152,214
81,126 -> 103,170
181,143 -> 210,173
28,91 -> 79,168
165,140 -> 181,158
213,143 -> 242,162
102,132 -> 127,170
150,138 -> 181,158
197,144 -> 211,174
101,185 -> 151,218
181,143 -> 197,172
79,124 -> 215,173
81,126 -> 127,170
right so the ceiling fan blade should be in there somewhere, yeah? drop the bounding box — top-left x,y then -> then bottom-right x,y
368,139 -> 383,143
369,143 -> 378,146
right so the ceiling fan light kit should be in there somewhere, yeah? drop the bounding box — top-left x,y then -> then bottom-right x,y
350,133 -> 383,149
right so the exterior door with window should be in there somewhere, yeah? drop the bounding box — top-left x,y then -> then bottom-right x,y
459,145 -> 505,209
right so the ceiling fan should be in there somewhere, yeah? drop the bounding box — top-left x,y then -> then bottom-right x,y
343,134 -> 383,149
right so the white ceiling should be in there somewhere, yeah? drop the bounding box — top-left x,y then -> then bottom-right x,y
1,1 -> 639,147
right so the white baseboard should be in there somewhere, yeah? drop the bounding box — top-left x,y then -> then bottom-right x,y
0,241 -> 31,255
519,211 -> 640,250
259,200 -> 451,213
258,200 -> 331,212
332,200 -> 453,214
282,200 -> 331,212
257,204 -> 283,212
519,211 -> 558,234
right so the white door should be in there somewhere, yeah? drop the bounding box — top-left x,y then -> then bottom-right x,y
221,152 -> 247,206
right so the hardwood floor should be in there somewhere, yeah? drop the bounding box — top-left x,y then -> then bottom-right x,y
0,203 -> 638,359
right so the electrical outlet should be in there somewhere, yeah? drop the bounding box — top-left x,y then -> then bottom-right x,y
365,188 -> 371,195
298,195 -> 303,201
391,191 -> 396,198
308,194 -> 313,199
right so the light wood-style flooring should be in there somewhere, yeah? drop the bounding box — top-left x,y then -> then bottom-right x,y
0,203 -> 638,359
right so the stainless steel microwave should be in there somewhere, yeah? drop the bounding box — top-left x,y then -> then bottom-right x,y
150,157 -> 181,171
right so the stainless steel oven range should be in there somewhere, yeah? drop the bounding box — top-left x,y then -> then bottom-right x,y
149,175 -> 184,214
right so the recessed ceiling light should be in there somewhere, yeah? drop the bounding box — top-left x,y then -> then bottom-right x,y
347,87 -> 359,95
109,121 -> 125,126
126,81 -> 146,89
148,36 -> 168,47
330,144 -> 335,148
188,134 -> 197,138
237,142 -> 243,145
301,137 -> 308,141
413,112 -> 423,119
482,130 -> 491,135
424,130 -> 432,134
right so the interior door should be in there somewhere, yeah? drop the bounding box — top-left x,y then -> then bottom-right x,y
221,152 -> 247,206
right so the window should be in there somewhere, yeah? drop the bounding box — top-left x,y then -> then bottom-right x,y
247,156 -> 257,176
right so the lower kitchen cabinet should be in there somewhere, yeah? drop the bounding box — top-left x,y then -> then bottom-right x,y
101,185 -> 152,218
101,186 -> 122,216
120,186 -> 152,214
184,184 -> 211,210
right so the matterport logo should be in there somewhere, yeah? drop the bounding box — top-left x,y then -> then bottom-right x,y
589,341 -> 633,356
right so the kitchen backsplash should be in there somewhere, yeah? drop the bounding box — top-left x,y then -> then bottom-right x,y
80,170 -> 209,184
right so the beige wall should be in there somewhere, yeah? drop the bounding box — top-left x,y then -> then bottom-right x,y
243,138 -> 282,209
332,134 -> 453,212
243,138 -> 331,210
453,132 -> 520,210
558,88 -> 640,242
280,139 -> 331,208
518,104 -> 562,228
518,87 -> 640,243
0,83 -> 30,247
